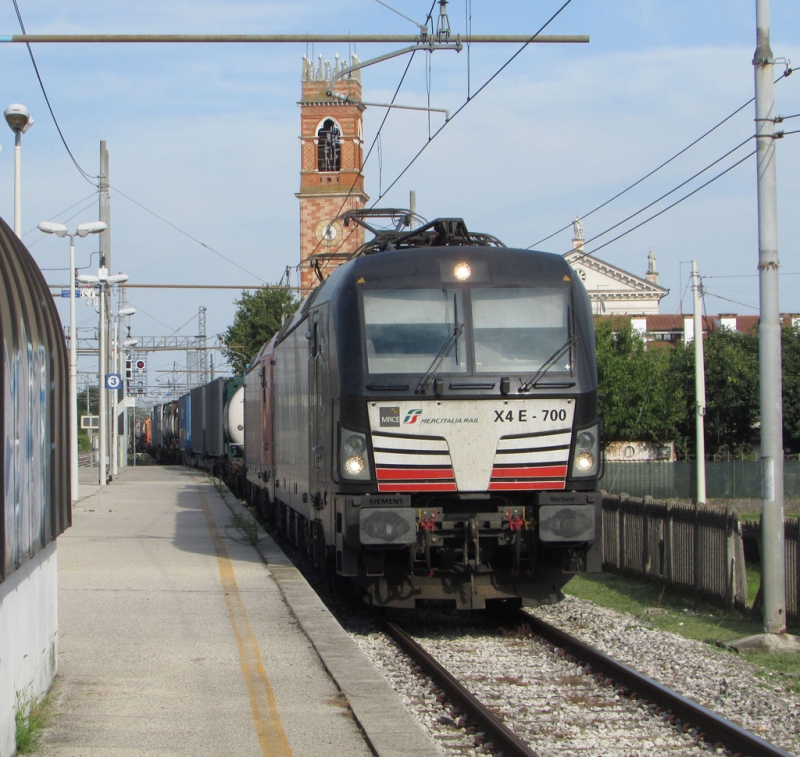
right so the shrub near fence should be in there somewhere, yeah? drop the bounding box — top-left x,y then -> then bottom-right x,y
602,495 -> 749,611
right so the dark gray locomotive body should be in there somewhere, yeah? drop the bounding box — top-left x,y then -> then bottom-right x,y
245,219 -> 602,609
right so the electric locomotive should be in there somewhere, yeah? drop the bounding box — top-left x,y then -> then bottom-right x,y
246,215 -> 602,610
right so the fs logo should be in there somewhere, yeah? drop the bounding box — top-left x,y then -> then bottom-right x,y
403,409 -> 423,424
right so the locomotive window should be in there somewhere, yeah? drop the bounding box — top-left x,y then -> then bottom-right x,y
363,289 -> 467,375
472,288 -> 570,373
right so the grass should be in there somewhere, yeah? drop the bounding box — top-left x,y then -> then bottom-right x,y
229,512 -> 260,546
14,691 -> 50,754
563,571 -> 800,689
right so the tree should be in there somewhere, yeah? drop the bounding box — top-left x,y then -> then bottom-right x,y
781,324 -> 800,455
220,287 -> 299,374
595,320 -> 686,447
674,326 -> 759,459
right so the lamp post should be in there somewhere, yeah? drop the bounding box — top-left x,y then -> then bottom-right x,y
37,220 -> 107,503
111,308 -> 136,477
77,268 -> 128,486
5,104 -> 33,238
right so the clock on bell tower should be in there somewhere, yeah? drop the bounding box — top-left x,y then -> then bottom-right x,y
297,54 -> 368,295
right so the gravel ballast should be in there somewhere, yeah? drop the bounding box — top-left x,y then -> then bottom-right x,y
347,596 -> 799,756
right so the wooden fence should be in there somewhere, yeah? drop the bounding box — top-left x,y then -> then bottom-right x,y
602,495 -> 749,611
741,517 -> 800,618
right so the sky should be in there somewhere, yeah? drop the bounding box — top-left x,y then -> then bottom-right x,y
0,0 -> 798,399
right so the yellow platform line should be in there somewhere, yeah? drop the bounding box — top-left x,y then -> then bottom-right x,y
198,486 -> 294,757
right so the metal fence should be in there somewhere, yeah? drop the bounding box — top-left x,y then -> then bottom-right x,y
602,495 -> 749,611
602,460 -> 800,500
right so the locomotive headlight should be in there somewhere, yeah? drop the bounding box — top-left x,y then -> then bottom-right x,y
453,262 -> 471,281
344,455 -> 366,476
340,428 -> 371,480
570,425 -> 599,478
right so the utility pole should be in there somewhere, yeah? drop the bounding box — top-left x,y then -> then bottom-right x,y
97,142 -> 111,485
754,0 -> 786,634
691,261 -> 707,505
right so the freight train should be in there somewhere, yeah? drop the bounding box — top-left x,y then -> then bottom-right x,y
151,214 -> 602,610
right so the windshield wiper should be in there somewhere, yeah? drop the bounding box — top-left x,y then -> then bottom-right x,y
518,336 -> 576,393
416,322 -> 463,394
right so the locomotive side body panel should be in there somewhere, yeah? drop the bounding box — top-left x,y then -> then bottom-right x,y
273,318 -> 312,520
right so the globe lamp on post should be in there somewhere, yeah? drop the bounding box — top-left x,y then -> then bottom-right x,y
6,104 -> 33,238
38,220 -> 107,503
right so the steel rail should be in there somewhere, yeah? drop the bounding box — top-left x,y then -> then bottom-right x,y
522,612 -> 794,757
380,616 -> 542,757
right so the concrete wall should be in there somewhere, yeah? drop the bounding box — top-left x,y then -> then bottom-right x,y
0,543 -> 58,757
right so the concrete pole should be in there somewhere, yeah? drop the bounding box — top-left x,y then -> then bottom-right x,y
99,142 -> 111,270
691,261 -> 707,505
754,0 -> 786,634
111,312 -> 119,478
98,280 -> 107,486
69,234 -> 79,502
99,142 -> 112,482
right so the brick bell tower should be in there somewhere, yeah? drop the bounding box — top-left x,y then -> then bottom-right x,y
297,54 -> 368,294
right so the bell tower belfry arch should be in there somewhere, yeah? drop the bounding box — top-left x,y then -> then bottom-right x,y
297,54 -> 368,294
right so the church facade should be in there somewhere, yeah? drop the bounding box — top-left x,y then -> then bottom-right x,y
565,217 -> 668,316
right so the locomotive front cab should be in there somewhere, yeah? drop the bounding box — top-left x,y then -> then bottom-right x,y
333,241 -> 602,609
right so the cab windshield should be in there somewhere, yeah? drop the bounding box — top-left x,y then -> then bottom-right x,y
363,289 -> 467,375
362,287 -> 570,376
472,288 -> 570,373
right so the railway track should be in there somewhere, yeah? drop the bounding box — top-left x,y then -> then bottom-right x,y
377,610 -> 794,757
520,610 -> 794,757
379,614 -> 541,757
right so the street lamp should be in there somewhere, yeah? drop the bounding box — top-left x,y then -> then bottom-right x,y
6,104 -> 33,238
38,220 -> 107,503
77,268 -> 128,486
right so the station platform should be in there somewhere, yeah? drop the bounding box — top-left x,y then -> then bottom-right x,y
41,464 -> 439,757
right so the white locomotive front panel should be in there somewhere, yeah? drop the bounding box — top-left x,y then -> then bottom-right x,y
368,399 -> 575,493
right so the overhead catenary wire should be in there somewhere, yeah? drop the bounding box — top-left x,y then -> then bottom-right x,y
563,136 -> 753,253
529,68 -> 793,249
11,0 -> 96,185
371,0 -> 576,207
108,184 -> 269,285
701,290 -> 759,312
297,1 -> 439,272
568,149 -> 756,265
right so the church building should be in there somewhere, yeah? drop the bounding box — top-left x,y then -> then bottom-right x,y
564,216 -> 668,315
296,54 -> 368,294
294,61 -> 669,317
